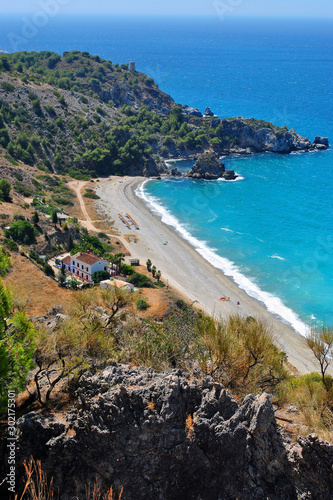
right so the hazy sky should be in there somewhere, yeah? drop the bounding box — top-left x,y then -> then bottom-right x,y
1,0 -> 333,18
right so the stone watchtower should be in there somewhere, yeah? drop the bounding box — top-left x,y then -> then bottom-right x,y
129,61 -> 136,72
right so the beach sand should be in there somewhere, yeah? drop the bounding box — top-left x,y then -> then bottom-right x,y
95,176 -> 329,376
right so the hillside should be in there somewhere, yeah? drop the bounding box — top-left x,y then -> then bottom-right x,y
0,50 -> 318,179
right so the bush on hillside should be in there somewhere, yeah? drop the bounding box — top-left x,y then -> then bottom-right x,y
5,220 -> 36,244
127,272 -> 153,288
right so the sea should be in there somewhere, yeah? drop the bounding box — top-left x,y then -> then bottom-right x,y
0,14 -> 332,334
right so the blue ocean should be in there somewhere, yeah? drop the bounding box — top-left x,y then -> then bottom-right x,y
0,15 -> 332,333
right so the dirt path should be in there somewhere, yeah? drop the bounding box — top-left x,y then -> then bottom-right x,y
68,180 -> 130,251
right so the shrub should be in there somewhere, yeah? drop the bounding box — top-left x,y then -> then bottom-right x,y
5,220 -> 36,244
120,264 -> 135,276
196,315 -> 288,395
127,272 -> 153,288
0,82 -> 15,92
92,270 -> 110,283
0,179 -> 11,202
3,238 -> 18,252
0,281 -> 36,413
136,298 -> 149,310
43,263 -> 55,277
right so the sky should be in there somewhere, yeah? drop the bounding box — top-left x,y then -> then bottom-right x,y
1,0 -> 333,18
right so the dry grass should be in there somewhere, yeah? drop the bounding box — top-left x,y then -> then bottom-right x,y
15,457 -> 123,500
3,253 -> 75,316
135,288 -> 171,320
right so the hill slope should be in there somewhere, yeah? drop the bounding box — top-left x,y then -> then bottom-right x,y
0,50 -> 316,178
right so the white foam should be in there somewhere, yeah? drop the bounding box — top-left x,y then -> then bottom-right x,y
218,174 -> 245,182
271,255 -> 286,261
221,227 -> 244,235
136,181 -> 310,337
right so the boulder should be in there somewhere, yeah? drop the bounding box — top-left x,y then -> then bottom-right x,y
187,152 -> 225,180
313,136 -> 329,147
181,105 -> 203,117
223,169 -> 237,180
170,167 -> 182,177
314,143 -> 328,150
205,106 -> 214,116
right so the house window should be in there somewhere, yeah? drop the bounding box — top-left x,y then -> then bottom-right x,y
86,275 -> 88,280
77,263 -> 79,267
86,267 -> 88,271
82,265 -> 84,269
72,261 -> 75,266
68,266 -> 70,271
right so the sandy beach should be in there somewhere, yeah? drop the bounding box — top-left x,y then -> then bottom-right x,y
95,176 -> 329,376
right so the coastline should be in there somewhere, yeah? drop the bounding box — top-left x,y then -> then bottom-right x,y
95,176 -> 329,376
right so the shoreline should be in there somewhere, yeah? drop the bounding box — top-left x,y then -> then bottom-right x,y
95,176 -> 328,376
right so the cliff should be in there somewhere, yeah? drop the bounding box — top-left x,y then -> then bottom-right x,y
4,364 -> 332,500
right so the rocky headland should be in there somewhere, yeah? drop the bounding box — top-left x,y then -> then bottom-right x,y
0,51 -> 329,180
3,364 -> 332,500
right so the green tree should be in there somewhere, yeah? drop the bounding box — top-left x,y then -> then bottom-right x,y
5,220 -> 36,244
57,264 -> 67,287
156,270 -> 161,282
146,259 -> 152,272
151,265 -> 156,277
0,179 -> 11,202
32,211 -> 39,224
305,326 -> 333,391
0,280 -> 36,413
43,263 -> 55,277
92,270 -> 110,283
113,253 -> 125,274
66,232 -> 74,252
0,247 -> 11,276
52,210 -> 58,224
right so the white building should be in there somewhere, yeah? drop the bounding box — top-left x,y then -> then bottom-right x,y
62,252 -> 108,282
100,279 -> 134,293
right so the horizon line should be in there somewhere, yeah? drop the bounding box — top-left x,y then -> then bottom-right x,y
1,13 -> 333,20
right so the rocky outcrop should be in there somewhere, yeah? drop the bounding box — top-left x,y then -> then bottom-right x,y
313,136 -> 329,150
187,152 -> 237,180
181,105 -> 203,118
2,365 -> 332,500
204,107 -> 214,117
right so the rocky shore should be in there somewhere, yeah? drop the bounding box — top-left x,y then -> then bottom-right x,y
4,364 -> 332,500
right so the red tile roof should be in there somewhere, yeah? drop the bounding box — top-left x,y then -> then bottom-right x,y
62,255 -> 71,266
73,252 -> 107,266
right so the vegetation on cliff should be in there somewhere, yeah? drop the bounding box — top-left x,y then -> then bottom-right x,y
0,50 -> 310,179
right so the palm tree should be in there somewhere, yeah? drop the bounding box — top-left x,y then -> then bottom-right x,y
146,259 -> 152,272
114,253 -> 125,274
151,265 -> 156,277
156,270 -> 161,282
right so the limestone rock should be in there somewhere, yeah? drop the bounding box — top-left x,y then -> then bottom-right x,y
187,152 -> 225,180
313,136 -> 329,147
204,107 -> 214,116
181,105 -> 203,118
3,364 -> 332,500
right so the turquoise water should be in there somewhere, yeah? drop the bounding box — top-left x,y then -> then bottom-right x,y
142,150 -> 333,334
0,15 -> 332,331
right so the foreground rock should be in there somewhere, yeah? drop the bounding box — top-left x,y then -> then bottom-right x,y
3,365 -> 332,500
187,152 -> 237,180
